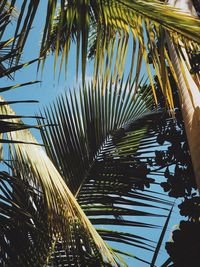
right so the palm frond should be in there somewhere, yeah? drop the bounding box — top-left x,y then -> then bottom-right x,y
0,81 -> 41,93
3,1 -> 199,111
39,77 -> 173,263
150,205 -> 174,267
0,169 -> 51,266
0,96 -> 120,266
0,96 -> 41,140
0,0 -> 40,65
119,0 -> 200,42
0,19 -> 43,136
0,22 -> 39,80
37,0 -> 200,111
39,76 -> 153,193
0,1 -> 17,39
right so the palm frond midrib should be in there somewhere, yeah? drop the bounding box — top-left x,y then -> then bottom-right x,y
40,79 -> 151,194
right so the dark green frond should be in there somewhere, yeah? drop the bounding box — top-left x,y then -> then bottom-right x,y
39,77 -> 173,264
0,169 -> 51,266
39,77 -> 153,193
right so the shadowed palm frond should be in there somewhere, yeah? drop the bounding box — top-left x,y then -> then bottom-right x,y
1,6 -> 119,265
39,76 -> 154,193
0,160 -> 116,267
0,91 -> 43,152
150,205 -> 174,267
0,19 -> 21,79
0,10 -> 42,138
0,8 -> 40,81
0,0 -> 40,65
38,77 -> 173,264
0,1 -> 17,39
0,169 -> 52,266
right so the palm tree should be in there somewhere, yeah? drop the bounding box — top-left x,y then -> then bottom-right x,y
0,0 -> 200,266
42,0 -> 200,191
36,64 -> 198,266
9,0 -> 200,189
1,75 -> 176,266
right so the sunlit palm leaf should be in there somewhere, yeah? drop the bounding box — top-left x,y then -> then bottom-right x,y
5,1 -> 200,110
37,0 -> 200,110
0,99 -> 43,156
0,81 -> 40,93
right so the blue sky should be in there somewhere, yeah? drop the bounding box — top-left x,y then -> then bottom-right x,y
1,2 -> 182,266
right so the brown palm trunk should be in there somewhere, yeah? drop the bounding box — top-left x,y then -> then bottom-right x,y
166,0 -> 200,190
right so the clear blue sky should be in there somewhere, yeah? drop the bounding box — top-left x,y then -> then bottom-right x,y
1,2 -> 182,266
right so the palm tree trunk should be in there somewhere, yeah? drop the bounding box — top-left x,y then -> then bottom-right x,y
166,0 -> 200,190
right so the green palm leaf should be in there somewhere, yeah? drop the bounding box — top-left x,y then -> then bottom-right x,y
39,76 -> 153,193
4,1 -> 199,109
39,77 -> 173,264
37,0 -> 200,111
